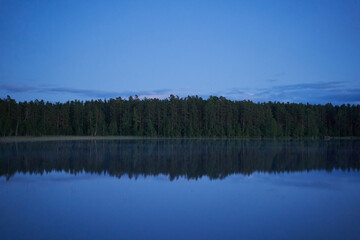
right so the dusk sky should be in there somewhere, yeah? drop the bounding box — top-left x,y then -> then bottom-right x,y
1,0 -> 359,104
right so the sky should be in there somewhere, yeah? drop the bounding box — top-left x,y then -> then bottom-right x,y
0,0 -> 359,104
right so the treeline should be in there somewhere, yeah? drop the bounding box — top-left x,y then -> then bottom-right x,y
1,139 -> 359,180
0,95 -> 359,137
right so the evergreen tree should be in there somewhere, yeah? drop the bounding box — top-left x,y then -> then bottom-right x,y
0,95 -> 359,138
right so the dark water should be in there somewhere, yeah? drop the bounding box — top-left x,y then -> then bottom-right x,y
0,139 -> 359,240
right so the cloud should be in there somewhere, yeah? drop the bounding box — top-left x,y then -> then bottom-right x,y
1,81 -> 359,104
321,93 -> 360,103
347,88 -> 360,93
218,81 -> 359,104
225,88 -> 247,95
263,81 -> 359,104
0,84 -> 172,99
46,87 -> 173,99
271,81 -> 343,91
0,84 -> 37,93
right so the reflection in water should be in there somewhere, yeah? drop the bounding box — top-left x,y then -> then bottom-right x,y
0,139 -> 359,180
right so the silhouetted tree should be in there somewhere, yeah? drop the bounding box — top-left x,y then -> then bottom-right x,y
0,96 -> 359,137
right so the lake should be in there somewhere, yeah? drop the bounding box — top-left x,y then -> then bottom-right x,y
1,139 -> 359,240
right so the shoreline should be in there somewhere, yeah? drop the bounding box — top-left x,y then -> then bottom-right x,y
0,136 -> 145,143
0,135 -> 359,143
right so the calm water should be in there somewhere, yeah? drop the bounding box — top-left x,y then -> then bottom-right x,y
0,139 -> 359,240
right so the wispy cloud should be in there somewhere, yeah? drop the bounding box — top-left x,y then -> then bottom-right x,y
270,81 -> 343,91
321,92 -> 360,103
0,84 -> 37,93
1,81 -> 359,104
216,81 -> 359,104
0,84 -> 173,99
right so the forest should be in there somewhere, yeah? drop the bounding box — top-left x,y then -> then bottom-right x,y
0,95 -> 359,137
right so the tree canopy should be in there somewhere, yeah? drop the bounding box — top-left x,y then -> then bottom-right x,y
1,95 -> 359,137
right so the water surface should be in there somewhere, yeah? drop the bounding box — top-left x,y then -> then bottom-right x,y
1,139 -> 359,239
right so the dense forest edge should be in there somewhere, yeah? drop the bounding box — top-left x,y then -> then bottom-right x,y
1,95 -> 359,137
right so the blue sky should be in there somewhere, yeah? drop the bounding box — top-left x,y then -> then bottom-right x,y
0,0 -> 359,104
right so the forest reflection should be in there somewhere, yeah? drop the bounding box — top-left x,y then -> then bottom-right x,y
1,139 -> 359,181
